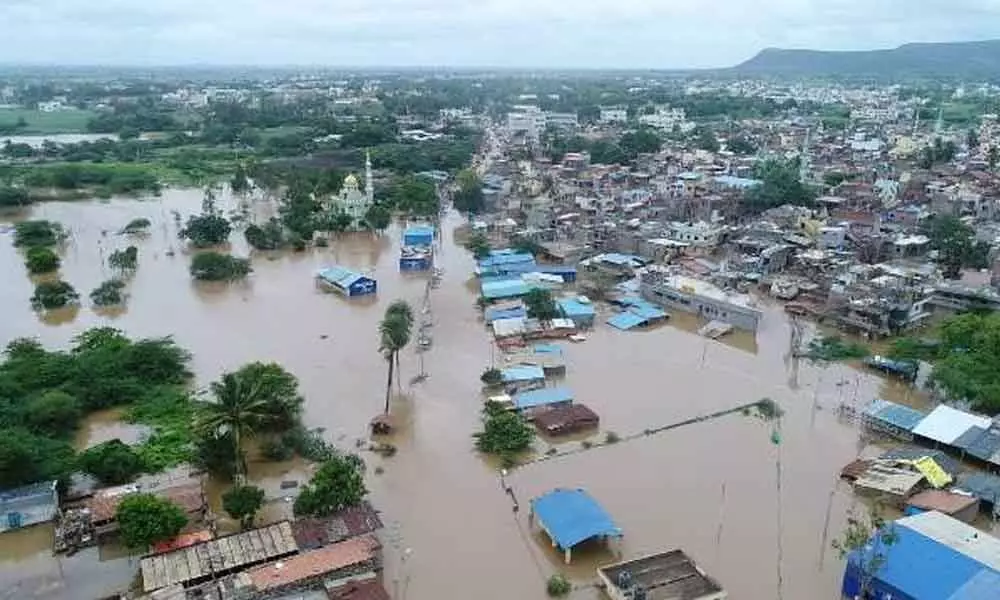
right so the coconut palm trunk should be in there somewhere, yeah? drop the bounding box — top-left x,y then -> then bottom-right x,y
384,353 -> 395,415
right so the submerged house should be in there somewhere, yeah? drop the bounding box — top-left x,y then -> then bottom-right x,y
317,266 -> 377,297
0,480 -> 58,533
400,225 -> 435,271
599,549 -> 727,600
530,488 -> 622,564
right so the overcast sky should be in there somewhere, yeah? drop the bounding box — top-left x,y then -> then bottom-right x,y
1,0 -> 998,68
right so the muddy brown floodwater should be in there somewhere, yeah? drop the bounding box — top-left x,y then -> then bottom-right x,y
0,188 -> 927,599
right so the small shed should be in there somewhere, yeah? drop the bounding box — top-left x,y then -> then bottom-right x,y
317,266 -> 377,297
558,297 -> 596,327
0,480 -> 58,533
399,246 -> 432,271
530,488 -> 622,563
484,303 -> 526,324
534,404 -> 600,436
482,279 -> 532,300
852,463 -> 925,502
912,405 -> 992,446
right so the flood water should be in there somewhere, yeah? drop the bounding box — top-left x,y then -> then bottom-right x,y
0,188 -> 930,599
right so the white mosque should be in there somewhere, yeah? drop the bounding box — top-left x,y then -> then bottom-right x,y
331,151 -> 374,227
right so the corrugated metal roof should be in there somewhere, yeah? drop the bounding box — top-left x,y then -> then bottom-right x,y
317,266 -> 365,289
956,473 -> 1000,504
963,428 -> 1000,464
607,312 -> 647,330
882,447 -> 963,478
864,398 -> 925,431
949,569 -> 1000,600
900,510 -> 1000,572
501,364 -> 545,382
530,488 -> 622,549
481,279 -> 531,300
912,405 -> 992,445
557,298 -> 596,318
513,387 -> 574,410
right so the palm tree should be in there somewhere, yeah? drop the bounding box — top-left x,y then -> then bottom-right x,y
379,307 -> 412,415
196,372 -> 270,481
385,300 -> 414,389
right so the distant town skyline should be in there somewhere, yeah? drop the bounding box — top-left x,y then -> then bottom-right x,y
1,0 -> 998,68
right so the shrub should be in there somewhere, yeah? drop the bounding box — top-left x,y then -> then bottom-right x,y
31,280 -> 79,309
189,252 -> 251,281
24,247 -> 61,274
546,574 -> 571,597
79,439 -> 145,485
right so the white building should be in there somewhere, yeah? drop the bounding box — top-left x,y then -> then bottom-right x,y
544,112 -> 578,130
330,152 -> 375,227
507,106 -> 546,139
638,106 -> 687,131
599,107 -> 628,124
666,221 -> 724,247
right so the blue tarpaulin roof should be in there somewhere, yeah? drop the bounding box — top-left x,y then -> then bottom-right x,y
514,387 -> 574,410
607,312 -> 647,330
531,488 -> 622,549
501,364 -> 545,383
844,512 -> 1000,600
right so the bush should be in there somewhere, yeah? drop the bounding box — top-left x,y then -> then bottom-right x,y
245,219 -> 287,250
546,574 -> 571,597
79,439 -> 145,485
180,213 -> 231,247
24,390 -> 82,437
31,280 -> 79,309
90,279 -> 127,306
120,218 -> 152,234
24,247 -> 60,274
480,368 -> 502,385
222,485 -> 265,530
190,252 -> 251,281
14,220 -> 64,248
0,186 -> 30,208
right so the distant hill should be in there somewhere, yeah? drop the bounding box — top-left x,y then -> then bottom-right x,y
732,40 -> 1000,78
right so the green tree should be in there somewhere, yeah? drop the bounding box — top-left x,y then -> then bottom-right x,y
510,235 -> 543,257
923,215 -> 977,278
23,390 -> 82,437
453,169 -> 484,214
832,504 -> 898,599
244,219 -> 286,250
189,252 -> 251,281
31,280 -> 79,310
196,370 -> 273,480
523,288 -> 560,320
0,427 -> 76,488
116,493 -> 188,551
14,220 -> 64,248
620,128 -> 662,157
90,279 -> 127,307
230,163 -> 251,194
480,368 -> 502,385
108,246 -> 138,273
120,218 -> 152,234
743,159 -> 816,215
363,204 -> 391,232
930,313 -> 1000,413
387,175 -> 438,216
465,232 -> 491,260
474,401 -> 534,458
378,304 -> 412,415
228,362 -> 303,434
546,574 -> 571,597
79,439 -> 145,485
180,213 -> 231,248
293,454 -> 367,518
727,136 -> 757,155
989,145 -> 999,170
0,186 -> 30,208
693,125 -> 720,153
24,247 -> 60,274
222,485 -> 265,530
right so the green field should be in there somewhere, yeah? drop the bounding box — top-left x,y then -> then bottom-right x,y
0,107 -> 96,134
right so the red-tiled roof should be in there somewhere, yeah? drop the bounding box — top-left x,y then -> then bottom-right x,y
292,502 -> 384,549
247,534 -> 380,592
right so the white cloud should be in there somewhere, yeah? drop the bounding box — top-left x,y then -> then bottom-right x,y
0,0 -> 996,67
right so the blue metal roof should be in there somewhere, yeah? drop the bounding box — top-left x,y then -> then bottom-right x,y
864,398 -> 925,432
317,266 -> 366,289
846,521 -> 998,599
531,488 -> 622,549
608,312 -> 647,330
627,302 -> 667,320
514,387 -> 574,410
950,569 -> 1000,599
558,298 -> 596,318
501,364 -> 545,383
957,473 -> 1000,503
484,305 -> 527,324
531,343 -> 562,356
478,251 -> 536,268
482,279 -> 531,300
404,225 -> 434,235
